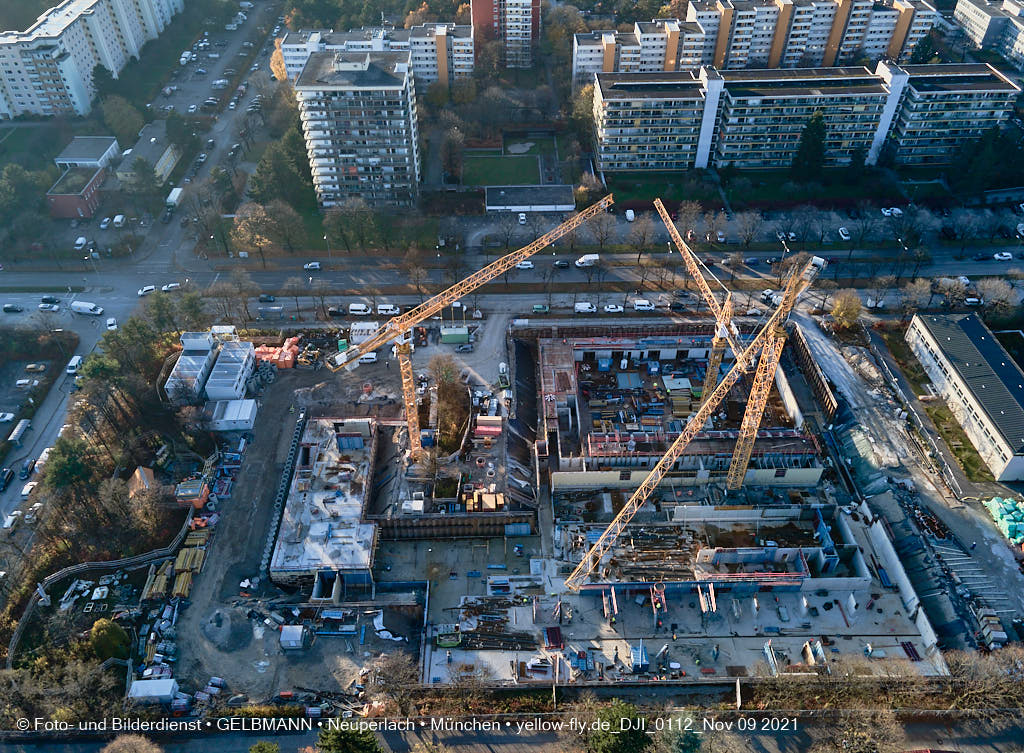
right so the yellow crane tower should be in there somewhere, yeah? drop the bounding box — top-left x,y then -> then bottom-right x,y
325,195 -> 615,460
652,199 -> 743,405
563,254 -> 825,592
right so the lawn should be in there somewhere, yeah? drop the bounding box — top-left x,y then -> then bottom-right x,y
504,135 -> 556,158
922,401 -> 995,483
724,169 -> 904,208
605,171 -> 722,207
462,155 -> 541,186
0,126 -> 63,172
879,327 -> 929,396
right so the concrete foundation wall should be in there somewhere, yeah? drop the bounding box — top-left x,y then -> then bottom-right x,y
553,466 -> 821,491
862,500 -> 919,613
370,511 -> 536,539
774,363 -> 803,429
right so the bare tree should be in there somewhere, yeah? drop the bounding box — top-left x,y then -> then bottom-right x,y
627,212 -> 656,263
230,202 -> 275,269
496,212 -> 519,250
703,210 -> 726,244
832,290 -> 862,329
809,710 -> 905,753
871,274 -> 895,310
735,211 -> 763,248
589,212 -> 616,250
947,209 -> 983,256
228,269 -> 258,321
976,278 -> 1014,318
903,278 -> 933,311
674,200 -> 702,239
311,279 -> 331,318
282,276 -> 305,320
940,278 -> 968,307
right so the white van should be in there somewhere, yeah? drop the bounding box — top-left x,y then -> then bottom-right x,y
574,302 -> 597,314
113,214 -> 126,228
633,299 -> 655,311
625,209 -> 635,222
348,303 -> 372,316
66,355 -> 83,374
74,236 -> 87,251
377,304 -> 400,316
358,352 -> 378,364
965,297 -> 984,307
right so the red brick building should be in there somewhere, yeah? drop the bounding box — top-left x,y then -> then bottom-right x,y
46,166 -> 106,219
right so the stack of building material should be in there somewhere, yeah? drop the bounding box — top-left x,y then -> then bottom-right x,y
466,491 -> 505,512
141,560 -> 173,600
174,547 -> 206,573
254,345 -> 281,363
174,479 -> 209,509
983,497 -> 1024,546
475,415 -> 502,437
277,337 -> 301,369
172,571 -> 193,598
184,529 -> 211,547
662,376 -> 692,417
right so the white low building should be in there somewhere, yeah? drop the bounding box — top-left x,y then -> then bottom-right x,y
205,341 -> 254,400
906,313 -> 1024,481
206,399 -> 258,431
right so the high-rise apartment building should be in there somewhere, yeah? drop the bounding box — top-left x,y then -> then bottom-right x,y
471,0 -> 541,67
281,24 -> 474,88
294,51 -> 420,208
573,1 -> 936,87
954,0 -> 1024,69
0,0 -> 183,117
592,63 -> 1016,172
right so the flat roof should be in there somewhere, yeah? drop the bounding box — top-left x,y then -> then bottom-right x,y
206,340 -> 252,387
596,71 -> 705,99
486,185 -> 575,207
271,418 -> 378,574
913,314 -> 1024,454
295,50 -> 410,89
902,63 -> 1019,93
47,166 -> 100,195
54,136 -> 117,163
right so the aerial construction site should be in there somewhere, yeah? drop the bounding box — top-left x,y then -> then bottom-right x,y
87,193 -> 983,714
234,194 -> 948,694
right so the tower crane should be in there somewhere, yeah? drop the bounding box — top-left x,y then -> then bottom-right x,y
563,254 -> 824,592
652,200 -> 743,405
325,195 -> 615,460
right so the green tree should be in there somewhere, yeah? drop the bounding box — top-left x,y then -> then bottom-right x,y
42,437 -> 95,493
128,156 -> 161,196
652,722 -> 702,753
89,618 -> 129,660
570,84 -> 595,144
582,701 -> 650,753
100,95 -> 144,146
145,290 -> 180,334
248,743 -> 279,753
165,111 -> 199,154
316,727 -> 384,753
846,146 -> 867,181
790,110 -> 826,180
909,32 -> 936,64
178,291 -> 208,330
91,64 -> 116,99
425,80 -> 450,108
264,199 -> 304,253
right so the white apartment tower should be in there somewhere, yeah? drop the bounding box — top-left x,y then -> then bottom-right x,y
0,0 -> 183,117
954,0 -> 1024,68
281,24 -> 474,88
294,51 -> 420,208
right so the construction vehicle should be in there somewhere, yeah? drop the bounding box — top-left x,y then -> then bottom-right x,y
325,195 -> 615,460
653,199 -> 743,404
564,253 -> 825,592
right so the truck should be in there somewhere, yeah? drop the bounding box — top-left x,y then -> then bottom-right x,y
575,254 -> 599,268
212,79 -> 229,90
166,187 -> 184,209
179,51 -> 191,65
70,301 -> 103,316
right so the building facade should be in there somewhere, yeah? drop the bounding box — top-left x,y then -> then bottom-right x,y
572,2 -> 936,87
294,51 -> 420,208
0,0 -> 183,118
906,314 -> 1024,481
471,0 -> 541,67
281,24 -> 473,88
591,62 -> 1016,171
46,165 -> 106,218
954,0 -> 1024,68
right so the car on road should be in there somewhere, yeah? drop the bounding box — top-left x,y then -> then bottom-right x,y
303,262 -> 321,271
2,304 -> 23,313
531,304 -> 549,314
258,294 -> 276,302
74,236 -> 87,251
669,302 -> 687,312
206,138 -> 215,149
326,307 -> 343,318
0,468 -> 12,491
1016,223 -> 1024,238
106,317 -> 118,330
99,217 -> 111,229
0,413 -> 14,423
228,101 -> 237,110
137,285 -> 156,296
891,207 -> 903,217
161,282 -> 181,292
37,303 -> 59,312
972,253 -> 991,261
880,207 -> 892,217
744,257 -> 759,266
575,302 -> 597,313
40,296 -> 60,305
197,153 -> 208,164
20,481 -> 37,498
553,260 -> 570,269
515,261 -> 534,270
994,252 -> 1013,261
187,104 -> 198,113
717,231 -> 726,243
838,226 -> 851,241
19,458 -> 35,479
24,364 -> 45,373
456,344 -> 474,353
775,230 -> 786,241
518,212 -> 527,225
603,304 -> 624,313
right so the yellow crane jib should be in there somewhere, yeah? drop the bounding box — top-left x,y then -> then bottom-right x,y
563,254 -> 825,592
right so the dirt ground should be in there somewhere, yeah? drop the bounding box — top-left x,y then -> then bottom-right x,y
173,363 -> 419,701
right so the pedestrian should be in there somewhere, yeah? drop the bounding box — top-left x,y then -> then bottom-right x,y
385,360 -> 391,369
970,541 -> 977,550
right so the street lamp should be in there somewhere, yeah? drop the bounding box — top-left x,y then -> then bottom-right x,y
324,234 -> 332,263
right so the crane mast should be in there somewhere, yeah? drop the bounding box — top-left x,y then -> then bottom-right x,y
563,255 -> 824,592
325,195 -> 615,459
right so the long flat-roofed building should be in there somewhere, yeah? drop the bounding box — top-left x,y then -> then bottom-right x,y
591,62 -> 1016,171
954,0 -> 1024,69
906,314 -> 1024,481
281,24 -> 473,88
294,51 -> 420,208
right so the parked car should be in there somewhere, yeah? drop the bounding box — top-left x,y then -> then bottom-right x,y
838,227 -> 851,241
553,260 -> 570,269
456,344 -> 474,353
0,468 -> 13,492
24,363 -> 45,373
517,212 -> 527,225
603,304 -> 624,313
161,282 -> 181,292
327,307 -> 344,318
994,252 -> 1013,261
515,261 -> 534,270
137,285 -> 156,297
717,231 -> 726,243
37,303 -> 59,312
106,318 -> 118,330
99,217 -> 111,229
303,262 -> 321,271
880,207 -> 893,217
972,253 -> 991,262
2,304 -> 23,313
258,294 -> 276,302
19,458 -> 35,479
0,413 -> 14,423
